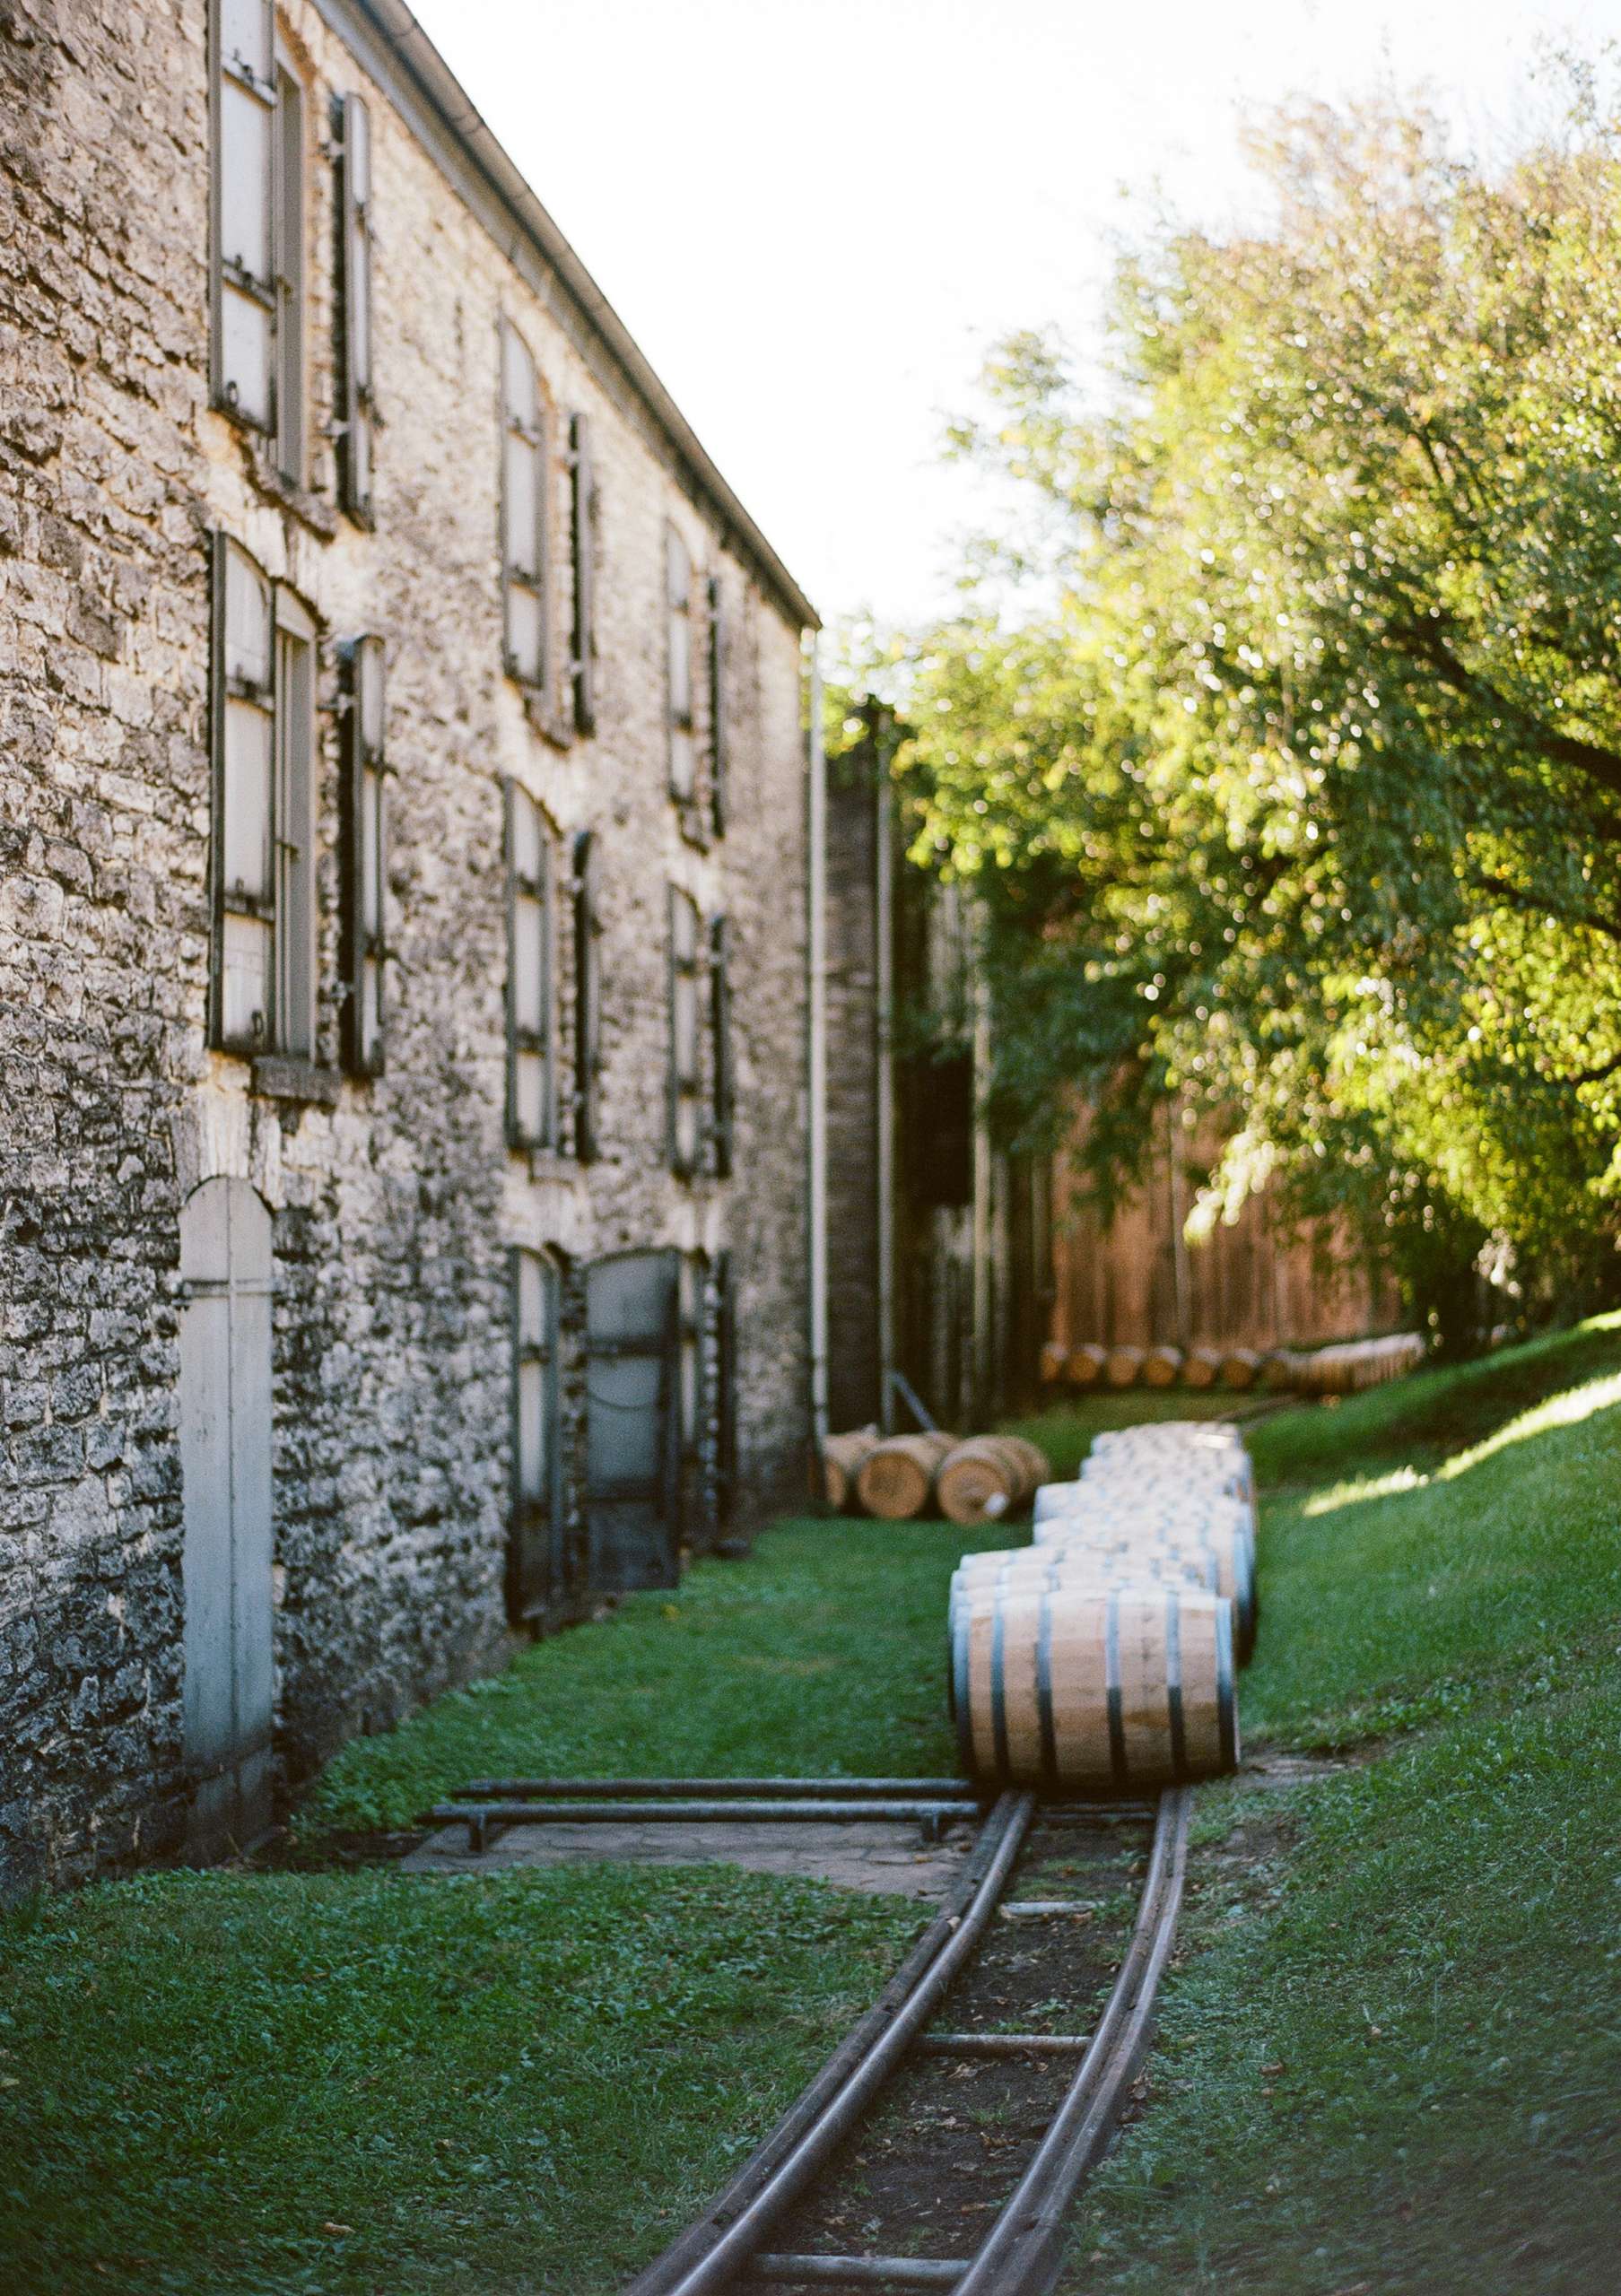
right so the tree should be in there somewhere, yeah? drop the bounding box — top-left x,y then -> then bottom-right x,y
901,85 -> 1621,1335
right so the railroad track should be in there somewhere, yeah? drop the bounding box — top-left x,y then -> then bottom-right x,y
620,1783 -> 1192,2296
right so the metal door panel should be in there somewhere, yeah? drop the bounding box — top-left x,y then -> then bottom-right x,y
584,1248 -> 679,1591
179,1177 -> 275,1860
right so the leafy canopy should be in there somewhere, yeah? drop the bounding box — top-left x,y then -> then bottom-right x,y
898,87 -> 1621,1324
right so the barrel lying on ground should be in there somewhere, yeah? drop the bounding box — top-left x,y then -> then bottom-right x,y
952,1582 -> 1238,1790
936,1434 -> 1051,1526
820,1428 -> 880,1511
855,1431 -> 958,1520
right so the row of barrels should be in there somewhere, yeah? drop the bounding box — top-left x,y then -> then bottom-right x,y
951,1421 -> 1252,1796
822,1430 -> 1052,1525
1041,1331 -> 1425,1395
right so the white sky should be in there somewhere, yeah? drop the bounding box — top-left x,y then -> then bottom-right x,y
408,0 -> 1616,630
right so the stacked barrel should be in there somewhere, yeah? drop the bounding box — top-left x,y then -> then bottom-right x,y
950,1422 -> 1251,1796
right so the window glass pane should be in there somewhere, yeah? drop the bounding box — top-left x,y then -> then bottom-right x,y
361,766 -> 381,937
348,213 -> 371,393
503,326 -> 536,433
675,1093 -> 700,1172
222,913 -> 271,1044
223,696 -> 272,900
512,891 -> 543,1032
517,1251 -> 546,1348
667,526 -> 691,608
506,582 -> 542,684
514,1048 -> 545,1141
347,91 -> 370,208
358,639 -> 384,753
668,612 -> 691,720
505,432 -> 537,579
221,284 -> 272,429
224,544 -> 271,689
220,77 -> 272,283
360,953 -> 380,1066
510,786 -> 541,884
221,0 -> 271,82
674,968 -> 698,1081
669,725 -> 695,802
517,1356 -> 545,1500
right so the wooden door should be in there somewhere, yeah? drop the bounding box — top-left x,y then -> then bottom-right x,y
584,1248 -> 680,1590
179,1178 -> 275,1860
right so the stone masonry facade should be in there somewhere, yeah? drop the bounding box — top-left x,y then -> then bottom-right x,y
0,0 -> 814,1895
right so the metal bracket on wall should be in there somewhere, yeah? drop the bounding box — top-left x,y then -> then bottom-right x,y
886,1368 -> 937,1433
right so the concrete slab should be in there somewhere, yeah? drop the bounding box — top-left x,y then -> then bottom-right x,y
400,1815 -> 980,1897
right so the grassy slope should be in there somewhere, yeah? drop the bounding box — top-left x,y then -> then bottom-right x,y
10,1325 -> 1621,2292
1066,1317 -> 1621,2293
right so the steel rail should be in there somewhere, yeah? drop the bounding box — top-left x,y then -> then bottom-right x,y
623,1792 -> 1029,2296
952,1787 -> 1191,2296
629,1794 -> 1037,2296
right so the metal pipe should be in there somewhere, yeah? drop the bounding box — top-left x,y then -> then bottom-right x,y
874,709 -> 896,1438
912,2033 -> 1093,2058
654,1795 -> 1037,2296
808,639 -> 829,1455
457,1777 -> 978,1803
431,1798 -> 978,1832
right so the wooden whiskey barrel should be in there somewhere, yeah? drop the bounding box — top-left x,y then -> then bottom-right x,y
975,1526 -> 1254,1659
1218,1347 -> 1262,1390
952,1582 -> 1238,1790
1039,1341 -> 1068,1384
1065,1343 -> 1108,1388
937,1435 -> 1052,1526
1103,1344 -> 1146,1389
1182,1347 -> 1222,1390
821,1428 -> 880,1511
1142,1345 -> 1184,1388
855,1431 -> 957,1521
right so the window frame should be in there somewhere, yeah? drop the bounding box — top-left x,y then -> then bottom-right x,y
569,413 -> 595,737
209,0 -> 277,437
500,319 -> 551,701
667,525 -> 695,806
506,781 -> 556,1152
333,91 -> 375,525
707,574 -> 727,837
572,829 -> 602,1162
668,884 -> 702,1179
273,48 -> 305,486
508,1245 -> 565,1622
709,913 -> 734,1180
339,633 -> 388,1077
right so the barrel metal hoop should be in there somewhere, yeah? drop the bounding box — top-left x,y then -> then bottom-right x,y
952,1615 -> 977,1778
1216,1598 -> 1238,1769
1036,1592 -> 1058,1790
1104,1594 -> 1128,1792
1163,1589 -> 1187,1784
990,1601 -> 1010,1781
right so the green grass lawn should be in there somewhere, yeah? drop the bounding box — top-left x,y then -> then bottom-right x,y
7,1321 -> 1621,2292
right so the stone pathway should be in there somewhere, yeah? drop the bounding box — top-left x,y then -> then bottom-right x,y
401,1814 -> 980,1897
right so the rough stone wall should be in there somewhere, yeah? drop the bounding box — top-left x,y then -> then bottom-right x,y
0,0 -> 811,1893
824,744 -> 881,1435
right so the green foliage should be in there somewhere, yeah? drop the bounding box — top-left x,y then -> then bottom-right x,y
902,83 -> 1621,1328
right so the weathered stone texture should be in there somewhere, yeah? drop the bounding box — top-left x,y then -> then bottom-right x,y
0,0 -> 811,1894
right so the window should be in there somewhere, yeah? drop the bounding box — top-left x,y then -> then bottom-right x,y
340,635 -> 387,1075
709,914 -> 733,1179
572,830 -> 601,1161
569,413 -> 595,736
211,534 -> 317,1058
209,2 -> 304,481
707,575 -> 727,836
508,1247 -> 562,1621
334,91 -> 375,523
668,886 -> 702,1177
212,0 -> 275,432
501,322 -> 549,694
667,526 -> 694,804
507,784 -> 555,1150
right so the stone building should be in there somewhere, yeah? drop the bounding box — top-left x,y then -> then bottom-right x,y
0,0 -> 816,1892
